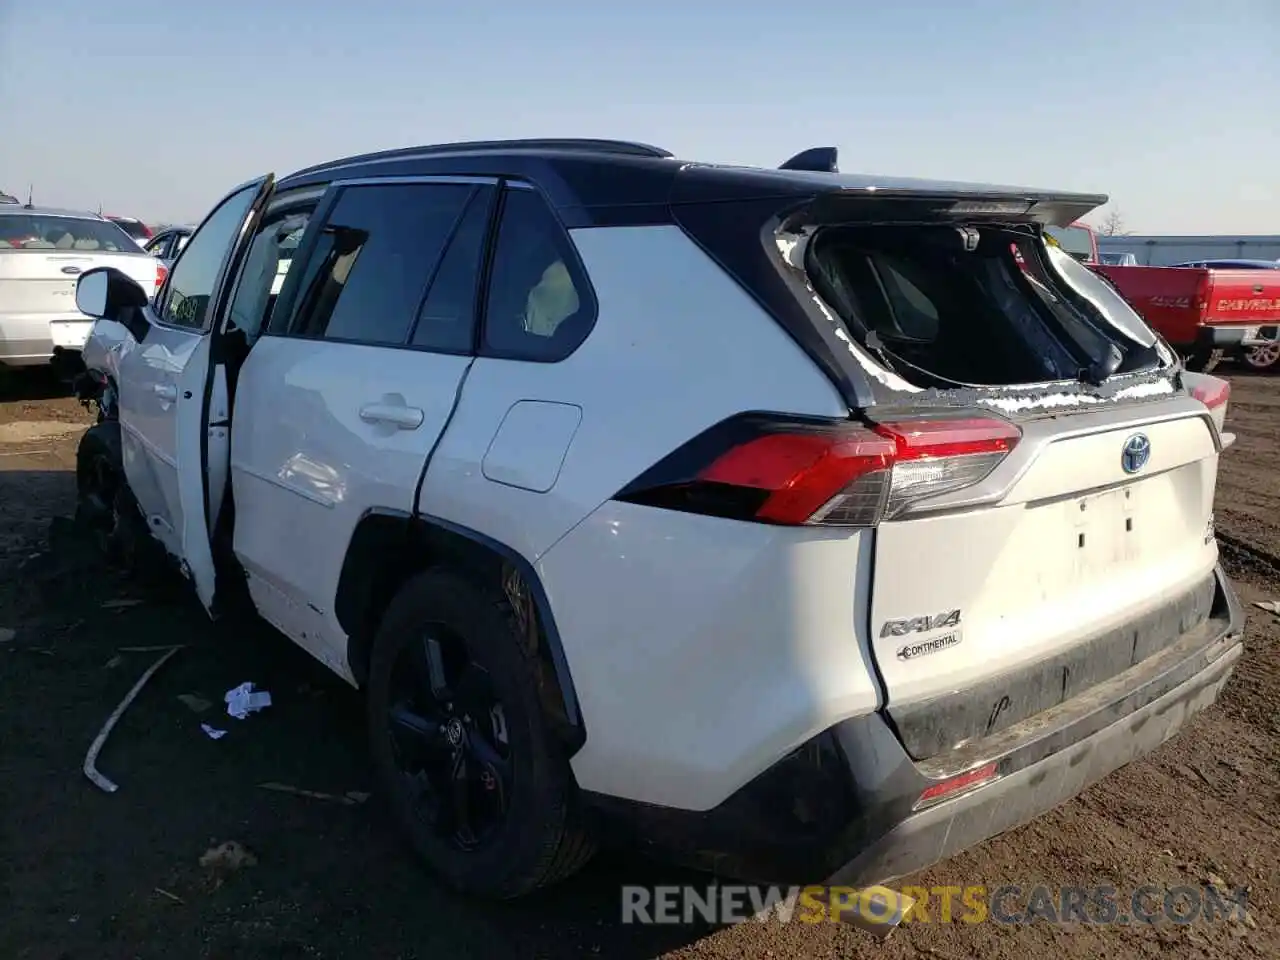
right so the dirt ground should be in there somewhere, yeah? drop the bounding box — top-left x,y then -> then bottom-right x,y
1,368 -> 1277,960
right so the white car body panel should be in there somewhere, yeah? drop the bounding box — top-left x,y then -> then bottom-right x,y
869,409 -> 1219,708
0,248 -> 156,365
540,501 -> 883,811
230,336 -> 472,680
418,225 -> 849,564
114,313 -> 204,559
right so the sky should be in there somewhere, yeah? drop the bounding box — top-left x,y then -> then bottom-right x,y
1,1 -> 1276,235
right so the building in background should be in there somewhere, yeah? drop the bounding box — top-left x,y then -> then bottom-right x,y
1099,234 -> 1280,266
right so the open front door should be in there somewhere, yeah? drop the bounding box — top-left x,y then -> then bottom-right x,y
175,173 -> 276,614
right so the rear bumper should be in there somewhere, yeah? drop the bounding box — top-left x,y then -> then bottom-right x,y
1199,323 -> 1279,348
0,313 -> 92,366
586,564 -> 1245,886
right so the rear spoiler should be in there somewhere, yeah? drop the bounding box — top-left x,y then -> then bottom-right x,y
672,153 -> 1108,228
797,189 -> 1108,229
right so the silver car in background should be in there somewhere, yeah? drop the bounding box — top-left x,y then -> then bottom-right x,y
142,225 -> 193,266
0,206 -> 162,368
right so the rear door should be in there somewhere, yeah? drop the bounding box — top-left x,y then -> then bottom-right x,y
114,177 -> 274,562
228,177 -> 495,677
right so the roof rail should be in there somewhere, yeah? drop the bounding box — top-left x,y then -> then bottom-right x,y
411,138 -> 673,159
288,138 -> 674,181
779,147 -> 839,174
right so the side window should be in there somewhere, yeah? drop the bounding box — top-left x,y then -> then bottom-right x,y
158,185 -> 260,330
410,186 -> 492,353
289,182 -> 472,346
144,234 -> 170,257
482,188 -> 594,362
870,257 -> 940,341
224,208 -> 313,343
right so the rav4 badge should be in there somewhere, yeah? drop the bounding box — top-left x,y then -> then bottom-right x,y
880,609 -> 961,638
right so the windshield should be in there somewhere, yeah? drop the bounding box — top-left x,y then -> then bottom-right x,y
1044,225 -> 1095,262
0,214 -> 142,252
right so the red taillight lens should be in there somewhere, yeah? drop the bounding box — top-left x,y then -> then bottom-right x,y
616,413 -> 1020,527
155,262 -> 168,291
698,429 -> 896,525
1190,376 -> 1229,411
914,762 -> 999,810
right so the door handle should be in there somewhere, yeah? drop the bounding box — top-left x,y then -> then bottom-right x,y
153,384 -> 178,402
359,403 -> 424,430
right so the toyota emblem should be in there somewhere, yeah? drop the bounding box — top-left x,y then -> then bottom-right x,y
1121,433 -> 1151,474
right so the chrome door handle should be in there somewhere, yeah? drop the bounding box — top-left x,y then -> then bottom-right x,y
359,403 -> 424,430
153,384 -> 178,402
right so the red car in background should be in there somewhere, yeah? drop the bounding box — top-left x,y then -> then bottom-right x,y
104,215 -> 153,249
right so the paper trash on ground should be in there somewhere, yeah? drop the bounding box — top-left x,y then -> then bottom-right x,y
201,723 -> 228,740
224,682 -> 272,720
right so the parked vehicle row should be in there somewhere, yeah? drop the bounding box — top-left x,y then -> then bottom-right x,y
0,206 -> 161,368
57,139 -> 1243,907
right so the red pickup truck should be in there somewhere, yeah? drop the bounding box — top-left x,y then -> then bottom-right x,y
1043,220 -> 1280,372
1092,262 -> 1280,371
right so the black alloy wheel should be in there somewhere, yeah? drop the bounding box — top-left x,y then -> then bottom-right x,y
386,627 -> 513,851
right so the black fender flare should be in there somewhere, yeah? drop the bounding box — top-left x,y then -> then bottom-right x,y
335,508 -> 585,752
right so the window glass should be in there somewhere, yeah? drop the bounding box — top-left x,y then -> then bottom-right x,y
159,184 -> 260,330
290,183 -> 472,345
225,208 -> 313,343
870,257 -> 940,341
0,214 -> 139,252
1044,242 -> 1156,347
482,188 -> 593,361
410,187 -> 492,352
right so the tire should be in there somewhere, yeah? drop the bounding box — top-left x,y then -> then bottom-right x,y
1184,347 -> 1224,373
1242,341 -> 1280,372
74,421 -> 150,574
366,567 -> 595,899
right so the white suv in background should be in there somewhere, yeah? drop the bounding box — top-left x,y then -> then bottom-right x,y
64,139 -> 1244,902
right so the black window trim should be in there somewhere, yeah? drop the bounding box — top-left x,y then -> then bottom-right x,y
266,174 -> 502,356
476,180 -> 599,364
217,189 -> 328,342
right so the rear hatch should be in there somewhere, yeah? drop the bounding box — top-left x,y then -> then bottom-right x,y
674,175 -> 1225,760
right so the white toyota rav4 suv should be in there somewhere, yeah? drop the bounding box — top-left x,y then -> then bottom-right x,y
65,139 -> 1244,902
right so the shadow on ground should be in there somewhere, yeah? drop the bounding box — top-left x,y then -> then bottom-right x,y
0,366 -> 74,404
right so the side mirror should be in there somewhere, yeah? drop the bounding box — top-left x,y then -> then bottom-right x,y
76,267 -> 151,342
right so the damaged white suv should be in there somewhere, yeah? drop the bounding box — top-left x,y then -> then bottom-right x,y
65,139 -> 1244,901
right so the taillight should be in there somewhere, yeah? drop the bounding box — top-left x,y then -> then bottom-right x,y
155,261 -> 168,291
615,412 -> 1021,527
1190,376 -> 1229,411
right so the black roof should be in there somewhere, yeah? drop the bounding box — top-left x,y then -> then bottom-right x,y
276,139 -> 1107,228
